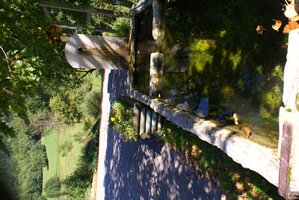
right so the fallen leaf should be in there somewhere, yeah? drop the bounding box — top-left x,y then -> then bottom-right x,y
240,126 -> 252,138
250,189 -> 259,198
256,25 -> 266,34
236,182 -> 245,192
272,19 -> 282,31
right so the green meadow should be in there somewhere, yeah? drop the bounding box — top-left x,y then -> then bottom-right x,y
42,123 -> 84,189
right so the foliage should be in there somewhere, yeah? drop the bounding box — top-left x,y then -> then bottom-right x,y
28,109 -> 55,135
80,70 -> 102,130
161,0 -> 285,119
110,100 -> 138,141
0,135 -> 17,200
47,0 -> 131,36
41,70 -> 102,197
0,0 -> 78,150
42,120 -> 100,199
1,0 -> 116,199
44,176 -> 61,198
49,92 -> 83,124
6,132 -> 47,200
59,140 -> 73,157
9,109 -> 55,138
111,17 -> 130,37
25,92 -> 51,114
61,122 -> 99,200
81,89 -> 102,120
49,70 -> 102,125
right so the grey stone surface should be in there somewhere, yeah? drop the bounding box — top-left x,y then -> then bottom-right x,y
194,97 -> 209,118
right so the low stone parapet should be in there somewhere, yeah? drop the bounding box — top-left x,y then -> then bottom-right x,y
129,89 -> 281,189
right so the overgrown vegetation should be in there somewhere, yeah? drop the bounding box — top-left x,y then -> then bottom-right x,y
110,100 -> 139,141
160,0 -> 286,120
0,0 -> 132,150
0,66 -> 102,200
0,0 -> 133,198
44,176 -> 61,198
0,0 -> 78,152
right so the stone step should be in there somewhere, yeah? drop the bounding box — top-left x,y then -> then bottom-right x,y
134,103 -> 162,135
139,107 -> 146,134
145,108 -> 152,133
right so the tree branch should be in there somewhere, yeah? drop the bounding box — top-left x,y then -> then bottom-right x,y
79,69 -> 96,79
0,45 -> 12,73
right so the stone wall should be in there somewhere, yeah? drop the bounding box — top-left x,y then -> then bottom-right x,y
129,89 -> 280,187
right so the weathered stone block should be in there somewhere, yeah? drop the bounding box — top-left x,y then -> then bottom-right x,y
149,52 -> 164,97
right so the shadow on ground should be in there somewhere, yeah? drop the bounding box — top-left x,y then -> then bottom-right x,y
104,128 -> 223,200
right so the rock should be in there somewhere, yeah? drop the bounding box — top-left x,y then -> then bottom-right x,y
152,0 -> 165,41
177,101 -> 191,112
149,52 -> 164,97
184,92 -> 199,110
194,97 -> 209,118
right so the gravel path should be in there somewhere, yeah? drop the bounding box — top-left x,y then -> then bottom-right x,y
96,70 -> 223,200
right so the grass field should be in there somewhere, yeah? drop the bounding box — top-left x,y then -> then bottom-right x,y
56,124 -> 83,179
41,71 -> 101,199
42,130 -> 58,188
42,123 -> 84,189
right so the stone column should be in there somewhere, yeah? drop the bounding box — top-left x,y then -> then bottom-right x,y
282,28 -> 299,111
152,0 -> 164,41
278,24 -> 299,198
149,52 -> 164,97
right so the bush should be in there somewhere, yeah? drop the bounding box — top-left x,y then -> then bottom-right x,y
44,176 -> 61,198
110,100 -> 138,141
81,91 -> 102,119
111,17 -> 130,37
58,141 -> 73,157
49,94 -> 83,124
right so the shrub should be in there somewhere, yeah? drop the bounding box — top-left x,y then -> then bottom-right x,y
111,17 -> 130,37
44,176 -> 61,198
58,141 -> 73,157
81,91 -> 102,119
49,94 -> 83,124
110,100 -> 138,141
